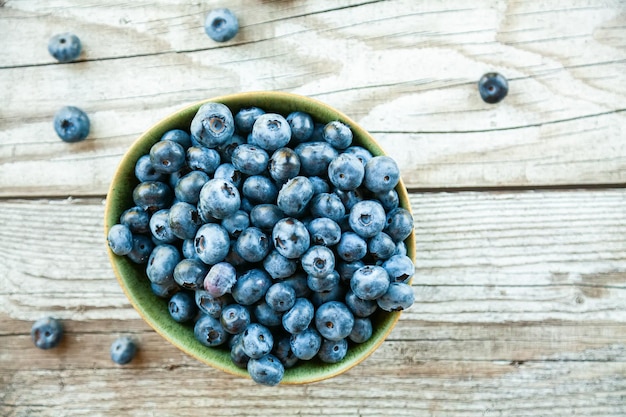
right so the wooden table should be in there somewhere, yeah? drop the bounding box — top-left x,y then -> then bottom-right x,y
2,1 -> 625,415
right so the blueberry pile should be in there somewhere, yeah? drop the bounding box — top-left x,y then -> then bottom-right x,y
107,101 -> 415,385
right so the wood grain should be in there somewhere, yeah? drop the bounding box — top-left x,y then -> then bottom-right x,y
1,0 -> 625,195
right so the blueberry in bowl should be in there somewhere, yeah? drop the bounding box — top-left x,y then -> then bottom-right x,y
104,91 -> 416,385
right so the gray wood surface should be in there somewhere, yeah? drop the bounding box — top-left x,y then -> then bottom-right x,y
1,1 -> 625,416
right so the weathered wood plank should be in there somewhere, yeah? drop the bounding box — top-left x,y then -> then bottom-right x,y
1,189 -> 625,323
1,0 -> 625,195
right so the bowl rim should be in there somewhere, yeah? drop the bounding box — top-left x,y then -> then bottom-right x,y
104,91 -> 416,384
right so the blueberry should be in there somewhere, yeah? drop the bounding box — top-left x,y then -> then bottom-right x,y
242,175 -> 278,204
195,290 -> 230,318
344,290 -> 378,318
31,317 -> 63,349
194,223 -> 230,265
268,147 -> 301,183
310,283 -> 347,308
204,8 -> 239,42
234,227 -> 270,263
271,217 -> 310,259
48,33 -> 81,62
235,107 -> 265,133
190,102 -> 235,148
173,258 -> 208,290
262,250 -> 297,279
323,120 -> 353,150
149,140 -> 186,174
249,113 -> 291,151
290,327 -> 322,360
281,271 -> 312,299
309,192 -> 346,222
146,244 -> 181,285
249,204 -> 284,232
307,270 -> 340,293
336,260 -> 365,284
394,240 -> 408,257
273,336 -> 299,368
318,338 -> 348,363
336,231 -> 367,262
110,336 -> 137,365
276,176 -> 314,217
149,209 -> 177,244
328,153 -> 365,191
478,72 -> 509,104
220,304 -> 252,334
385,207 -> 414,243
343,145 -> 373,166
349,317 -> 373,343
232,269 -> 272,306
247,354 -> 284,386
232,144 -> 269,175
301,245 -> 335,278
197,178 -> 241,220
334,188 -> 367,211
242,323 -> 274,359
382,255 -> 415,283
306,217 -> 341,247
368,232 -> 396,261
182,238 -> 199,260
294,141 -> 338,177
134,155 -> 164,183
150,279 -> 180,299
132,181 -> 173,214
168,166 -> 192,190
203,262 -> 237,297
282,298 -> 315,334
286,111 -> 314,143
253,300 -> 284,328
364,156 -> 400,194
265,282 -> 297,313
174,171 -> 209,204
194,314 -> 228,347
348,200 -> 386,238
186,146 -> 221,175
215,133 -> 246,163
161,129 -> 192,149
168,291 -> 198,323
126,234 -> 155,264
350,265 -> 390,300
213,163 -> 243,188
230,333 -> 251,368
53,106 -> 90,142
221,210 -> 250,238
168,201 -> 201,240
377,282 -> 415,312
309,176 -> 330,195
120,206 -> 150,234
314,301 -> 354,341
107,224 -> 133,256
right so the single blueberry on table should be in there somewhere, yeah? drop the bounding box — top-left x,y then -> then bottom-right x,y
149,140 -> 186,174
286,111 -> 314,143
232,269 -> 272,306
146,244 -> 181,285
377,282 -> 415,312
48,32 -> 82,62
282,297 -> 315,334
168,291 -> 198,323
31,317 -> 63,350
350,265 -> 390,301
120,206 -> 150,234
290,327 -> 322,360
107,223 -> 133,256
249,113 -> 292,152
242,323 -> 274,359
268,147 -> 301,184
203,261 -> 237,297
478,72 -> 509,104
265,282 -> 297,313
323,120 -> 353,150
247,354 -> 285,386
173,258 -> 208,290
317,338 -> 348,363
314,301 -> 355,341
190,102 -> 235,148
220,304 -> 252,334
194,314 -> 228,347
194,223 -> 230,265
161,129 -> 192,149
271,217 -> 311,259
204,8 -> 239,43
110,336 -> 137,365
235,106 -> 265,133
53,106 -> 90,142
364,155 -> 400,194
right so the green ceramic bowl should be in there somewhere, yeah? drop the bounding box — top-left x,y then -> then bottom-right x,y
104,91 -> 415,384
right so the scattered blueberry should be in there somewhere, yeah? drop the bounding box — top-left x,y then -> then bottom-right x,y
110,336 -> 137,365
204,8 -> 239,43
48,32 -> 82,62
478,72 -> 509,104
53,106 -> 90,142
31,317 -> 63,350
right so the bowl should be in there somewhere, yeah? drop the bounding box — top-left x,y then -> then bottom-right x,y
104,91 -> 415,384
